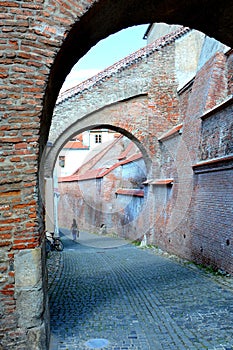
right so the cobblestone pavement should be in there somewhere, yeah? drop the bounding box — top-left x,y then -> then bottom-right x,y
48,231 -> 233,350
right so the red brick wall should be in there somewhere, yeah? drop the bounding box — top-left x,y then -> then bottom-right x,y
200,103 -> 233,160
1,1 -> 233,348
178,83 -> 193,122
227,50 -> 233,95
181,52 -> 228,165
191,167 -> 233,273
46,36 -> 183,178
148,52 -> 232,271
0,1 -> 96,348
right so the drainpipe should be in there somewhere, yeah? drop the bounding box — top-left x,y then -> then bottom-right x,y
53,167 -> 60,237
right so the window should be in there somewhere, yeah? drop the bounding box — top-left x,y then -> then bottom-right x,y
95,134 -> 102,143
59,155 -> 65,168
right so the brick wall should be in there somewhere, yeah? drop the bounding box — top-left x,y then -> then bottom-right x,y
164,53 -> 232,271
227,50 -> 233,95
191,167 -> 233,273
0,1 -> 96,348
178,82 -> 193,122
47,31 -> 187,177
200,102 -> 233,160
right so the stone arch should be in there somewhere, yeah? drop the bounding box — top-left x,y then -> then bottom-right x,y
43,119 -> 152,245
43,96 -> 154,180
49,76 -> 149,145
42,0 -> 233,148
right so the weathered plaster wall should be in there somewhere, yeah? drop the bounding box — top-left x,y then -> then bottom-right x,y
58,158 -> 147,238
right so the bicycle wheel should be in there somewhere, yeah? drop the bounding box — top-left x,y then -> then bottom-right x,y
54,239 -> 64,251
46,239 -> 52,254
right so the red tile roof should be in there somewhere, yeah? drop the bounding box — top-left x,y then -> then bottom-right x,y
59,151 -> 142,182
72,135 -> 124,176
64,140 -> 89,149
60,168 -> 107,182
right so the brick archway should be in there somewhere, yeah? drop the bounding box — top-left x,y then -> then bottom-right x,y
43,121 -> 152,240
1,0 -> 233,349
45,26 -> 190,179
43,98 -> 154,179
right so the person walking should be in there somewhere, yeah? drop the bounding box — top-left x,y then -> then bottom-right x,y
71,219 -> 79,241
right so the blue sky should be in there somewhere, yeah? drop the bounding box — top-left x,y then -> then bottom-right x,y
61,24 -> 149,91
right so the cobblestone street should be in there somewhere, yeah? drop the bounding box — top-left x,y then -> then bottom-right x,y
48,231 -> 233,350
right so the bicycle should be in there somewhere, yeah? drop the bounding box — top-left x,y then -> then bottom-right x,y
45,231 -> 64,253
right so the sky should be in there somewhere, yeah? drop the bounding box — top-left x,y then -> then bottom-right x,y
61,24 -> 149,92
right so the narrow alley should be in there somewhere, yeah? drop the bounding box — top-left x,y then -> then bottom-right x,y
48,232 -> 233,350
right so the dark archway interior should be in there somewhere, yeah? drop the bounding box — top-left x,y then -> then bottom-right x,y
41,0 -> 233,149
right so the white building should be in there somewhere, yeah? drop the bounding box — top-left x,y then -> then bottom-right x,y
56,129 -> 118,177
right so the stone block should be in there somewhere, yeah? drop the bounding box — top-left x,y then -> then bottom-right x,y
15,248 -> 42,289
16,288 -> 44,328
27,323 -> 47,350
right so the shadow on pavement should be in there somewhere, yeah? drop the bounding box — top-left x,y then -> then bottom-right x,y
59,228 -> 130,250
